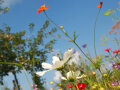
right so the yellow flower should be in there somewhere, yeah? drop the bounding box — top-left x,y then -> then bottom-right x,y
103,74 -> 107,77
92,71 -> 96,76
60,25 -> 63,29
118,52 -> 120,55
98,87 -> 105,90
50,88 -> 53,90
117,85 -> 120,89
50,81 -> 54,84
58,83 -> 62,86
91,84 -> 98,89
105,9 -> 111,15
58,88 -> 63,90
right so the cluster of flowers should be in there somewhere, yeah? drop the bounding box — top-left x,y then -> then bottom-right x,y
111,81 -> 120,86
105,48 -> 120,54
112,62 -> 120,69
67,83 -> 87,90
36,48 -> 88,89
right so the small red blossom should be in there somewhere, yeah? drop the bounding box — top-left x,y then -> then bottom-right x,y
105,48 -> 111,52
67,83 -> 74,88
75,83 -> 87,90
38,4 -> 50,14
113,50 -> 120,53
98,1 -> 103,8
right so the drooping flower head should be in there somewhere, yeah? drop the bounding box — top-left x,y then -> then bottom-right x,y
98,1 -> 103,8
38,4 -> 50,14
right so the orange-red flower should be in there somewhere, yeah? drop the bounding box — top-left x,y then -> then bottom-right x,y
113,50 -> 120,53
75,83 -> 87,90
105,48 -> 111,52
67,83 -> 74,88
38,4 -> 50,14
98,1 -> 103,8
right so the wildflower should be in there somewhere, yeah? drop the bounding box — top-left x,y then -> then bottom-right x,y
113,50 -> 120,53
60,25 -> 64,29
50,88 -> 53,90
105,48 -> 111,52
32,84 -> 38,90
91,84 -> 98,89
58,83 -> 62,86
58,88 -> 63,90
50,81 -> 54,84
75,83 -> 87,90
38,4 -> 50,14
82,43 -> 87,48
67,83 -> 74,88
36,48 -> 74,76
105,9 -> 111,15
103,74 -> 107,77
61,71 -> 84,82
98,1 -> 103,8
98,87 -> 105,90
92,71 -> 96,76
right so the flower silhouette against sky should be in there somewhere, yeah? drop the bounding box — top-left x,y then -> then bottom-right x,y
98,1 -> 103,8
38,4 -> 50,14
105,48 -> 111,52
36,49 -> 74,76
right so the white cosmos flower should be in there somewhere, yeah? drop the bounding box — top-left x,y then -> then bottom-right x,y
36,48 -> 74,76
61,71 -> 83,81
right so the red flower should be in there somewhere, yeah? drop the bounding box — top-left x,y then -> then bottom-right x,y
38,4 -> 50,13
98,1 -> 103,8
75,83 -> 87,90
105,48 -> 111,52
67,83 -> 74,88
113,50 -> 120,53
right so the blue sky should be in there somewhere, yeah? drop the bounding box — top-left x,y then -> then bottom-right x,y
0,0 -> 120,90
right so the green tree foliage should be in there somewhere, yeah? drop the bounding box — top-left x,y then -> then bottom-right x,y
0,20 -> 57,89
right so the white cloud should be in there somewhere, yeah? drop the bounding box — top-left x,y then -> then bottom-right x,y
1,0 -> 22,8
53,71 -> 62,82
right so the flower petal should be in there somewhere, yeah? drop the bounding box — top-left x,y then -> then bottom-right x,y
36,70 -> 50,76
52,56 -> 60,65
63,48 -> 74,61
61,77 -> 67,80
42,62 -> 52,69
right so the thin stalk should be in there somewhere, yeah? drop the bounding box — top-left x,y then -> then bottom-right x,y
32,53 -> 35,84
22,67 -> 33,90
94,8 -> 101,56
43,11 -> 95,64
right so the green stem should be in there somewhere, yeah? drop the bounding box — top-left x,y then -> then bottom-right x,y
43,11 -> 95,64
22,67 -> 33,90
94,8 -> 101,56
32,53 -> 35,84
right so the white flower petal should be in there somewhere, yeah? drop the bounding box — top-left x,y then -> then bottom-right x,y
36,70 -> 50,76
67,71 -> 74,79
52,56 -> 60,65
76,76 -> 82,79
61,77 -> 67,80
74,71 -> 80,77
54,71 -> 62,82
64,48 -> 74,61
42,62 -> 52,69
